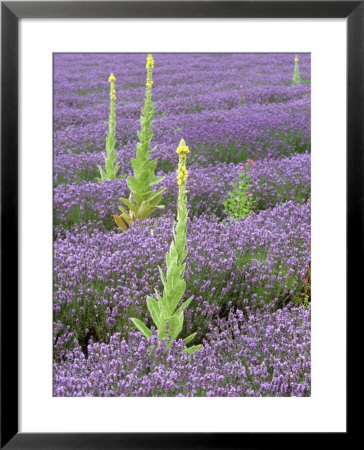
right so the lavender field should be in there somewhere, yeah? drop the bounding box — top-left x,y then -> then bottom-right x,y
53,53 -> 311,397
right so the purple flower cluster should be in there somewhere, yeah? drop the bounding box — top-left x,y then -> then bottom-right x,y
53,303 -> 310,397
53,53 -> 311,396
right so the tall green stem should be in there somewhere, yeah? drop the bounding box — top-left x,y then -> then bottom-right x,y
131,139 -> 202,355
98,73 -> 122,181
115,54 -> 165,231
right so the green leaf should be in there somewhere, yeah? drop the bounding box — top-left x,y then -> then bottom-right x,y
167,279 -> 186,313
175,296 -> 193,316
157,319 -> 169,340
131,318 -> 151,339
168,312 -> 183,341
127,177 -> 141,193
139,169 -> 152,188
183,345 -> 203,355
130,157 -> 141,172
97,166 -> 106,181
146,187 -> 166,205
158,266 -> 167,289
118,205 -> 130,217
146,296 -> 161,328
133,192 -> 145,207
136,201 -> 152,221
183,332 -> 196,345
154,289 -> 164,304
150,176 -> 165,187
120,197 -> 137,214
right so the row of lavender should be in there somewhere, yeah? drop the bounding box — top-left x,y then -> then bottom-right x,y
53,53 -> 311,396
54,101 -> 309,184
54,153 -> 310,231
54,304 -> 310,397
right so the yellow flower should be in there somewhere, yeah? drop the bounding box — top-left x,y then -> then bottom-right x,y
294,56 -> 299,63
146,55 -> 154,69
176,145 -> 189,155
146,81 -> 153,89
109,74 -> 116,83
177,166 -> 188,184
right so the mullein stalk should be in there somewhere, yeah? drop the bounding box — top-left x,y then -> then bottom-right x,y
114,54 -> 165,231
132,139 -> 203,355
224,159 -> 255,220
293,55 -> 301,85
97,73 -> 122,181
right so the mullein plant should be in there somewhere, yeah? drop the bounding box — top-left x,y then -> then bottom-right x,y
114,54 -> 165,231
224,159 -> 256,220
293,55 -> 301,85
131,140 -> 203,355
97,74 -> 123,181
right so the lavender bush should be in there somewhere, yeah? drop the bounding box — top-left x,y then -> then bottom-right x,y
53,53 -> 311,397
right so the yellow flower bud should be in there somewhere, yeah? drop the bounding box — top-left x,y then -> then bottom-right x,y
109,74 -> 116,83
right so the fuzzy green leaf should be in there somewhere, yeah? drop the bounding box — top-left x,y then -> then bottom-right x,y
146,296 -> 161,328
149,176 -> 165,187
166,280 -> 186,314
168,312 -> 184,341
119,197 -> 137,214
131,318 -> 152,339
175,296 -> 193,316
118,205 -> 130,217
97,166 -> 106,181
127,177 -> 141,193
183,345 -> 203,355
146,187 -> 166,203
136,201 -> 152,221
158,266 -> 167,289
133,192 -> 145,207
183,332 -> 196,345
157,319 -> 169,340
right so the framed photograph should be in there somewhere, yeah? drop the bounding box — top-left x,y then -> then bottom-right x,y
1,1 -> 359,448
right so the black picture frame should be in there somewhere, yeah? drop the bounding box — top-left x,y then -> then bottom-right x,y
1,1 -> 359,448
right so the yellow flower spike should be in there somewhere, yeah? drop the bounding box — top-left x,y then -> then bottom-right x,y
109,73 -> 116,83
176,139 -> 189,186
146,81 -> 153,89
146,54 -> 154,69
